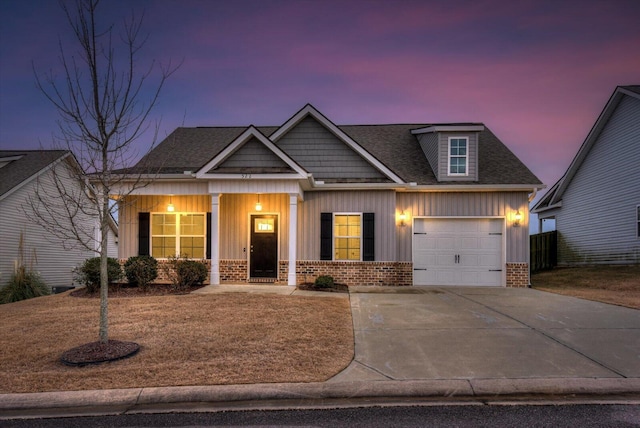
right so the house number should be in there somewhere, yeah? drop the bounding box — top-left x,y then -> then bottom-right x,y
241,173 -> 252,179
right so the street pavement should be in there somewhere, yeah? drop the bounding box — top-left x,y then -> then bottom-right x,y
1,285 -> 639,418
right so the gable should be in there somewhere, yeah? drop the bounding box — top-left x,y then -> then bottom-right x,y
195,126 -> 308,179
208,136 -> 294,174
533,85 -> 640,213
274,116 -> 389,182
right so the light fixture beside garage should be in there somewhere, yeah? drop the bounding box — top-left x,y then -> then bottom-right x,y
398,210 -> 408,226
513,210 -> 522,227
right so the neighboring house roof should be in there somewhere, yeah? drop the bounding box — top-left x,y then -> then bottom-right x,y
532,85 -> 640,213
0,150 -> 70,200
0,149 -> 119,235
124,104 -> 542,187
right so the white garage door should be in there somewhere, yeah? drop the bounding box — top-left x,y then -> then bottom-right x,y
413,218 -> 504,286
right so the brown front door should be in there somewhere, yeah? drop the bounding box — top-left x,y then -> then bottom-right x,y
249,215 -> 278,278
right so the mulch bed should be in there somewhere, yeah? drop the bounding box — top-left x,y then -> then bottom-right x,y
60,340 -> 140,366
296,283 -> 349,293
70,283 -> 205,298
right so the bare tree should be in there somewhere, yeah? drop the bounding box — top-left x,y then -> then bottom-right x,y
30,0 -> 178,345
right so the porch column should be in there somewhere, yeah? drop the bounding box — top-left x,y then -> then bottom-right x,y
288,193 -> 297,286
210,193 -> 221,285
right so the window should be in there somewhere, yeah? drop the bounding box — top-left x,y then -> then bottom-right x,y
151,213 -> 206,258
334,214 -> 362,260
448,137 -> 468,175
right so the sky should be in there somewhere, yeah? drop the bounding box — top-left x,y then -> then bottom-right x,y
1,0 -> 640,224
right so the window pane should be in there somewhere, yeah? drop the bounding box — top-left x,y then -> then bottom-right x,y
349,249 -> 360,260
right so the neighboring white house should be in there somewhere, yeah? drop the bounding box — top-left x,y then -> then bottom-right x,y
0,150 -> 118,290
532,85 -> 640,265
112,104 -> 543,287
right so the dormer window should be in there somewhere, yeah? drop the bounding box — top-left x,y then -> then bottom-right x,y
448,137 -> 468,176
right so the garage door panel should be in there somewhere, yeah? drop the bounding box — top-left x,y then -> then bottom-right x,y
413,218 -> 504,287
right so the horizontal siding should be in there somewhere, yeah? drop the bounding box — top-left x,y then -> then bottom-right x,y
438,133 -> 478,181
396,191 -> 530,262
297,190 -> 396,261
557,95 -> 640,264
276,116 -> 386,180
417,133 -> 438,178
216,137 -> 289,169
0,162 -> 96,290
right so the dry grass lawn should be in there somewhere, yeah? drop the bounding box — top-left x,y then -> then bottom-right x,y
531,265 -> 640,309
0,292 -> 354,393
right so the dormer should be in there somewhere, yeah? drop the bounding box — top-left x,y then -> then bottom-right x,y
411,125 -> 484,182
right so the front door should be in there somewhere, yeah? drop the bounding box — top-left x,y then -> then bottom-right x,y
249,215 -> 278,278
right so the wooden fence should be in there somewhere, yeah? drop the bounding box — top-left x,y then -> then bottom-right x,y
530,230 -> 557,273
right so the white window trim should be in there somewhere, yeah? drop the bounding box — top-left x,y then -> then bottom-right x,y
150,212 -> 207,259
333,212 -> 363,261
447,136 -> 469,176
636,205 -> 640,239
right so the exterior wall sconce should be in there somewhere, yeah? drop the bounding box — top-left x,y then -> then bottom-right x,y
513,210 -> 522,227
255,195 -> 262,211
398,210 -> 407,227
167,195 -> 175,212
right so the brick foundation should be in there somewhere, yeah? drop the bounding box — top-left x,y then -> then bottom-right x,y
506,262 -> 529,288
122,258 -> 528,288
296,260 -> 413,287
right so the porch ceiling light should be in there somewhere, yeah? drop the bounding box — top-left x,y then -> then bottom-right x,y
167,195 -> 175,212
255,195 -> 262,211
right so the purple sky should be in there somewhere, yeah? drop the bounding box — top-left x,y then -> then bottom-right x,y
1,0 -> 639,201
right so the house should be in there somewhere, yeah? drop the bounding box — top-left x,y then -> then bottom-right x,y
0,150 -> 118,291
532,85 -> 640,265
113,104 -> 542,287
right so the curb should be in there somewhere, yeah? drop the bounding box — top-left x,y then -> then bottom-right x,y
2,378 -> 640,418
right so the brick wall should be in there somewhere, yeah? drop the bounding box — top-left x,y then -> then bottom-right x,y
506,262 -> 529,288
295,260 -> 413,287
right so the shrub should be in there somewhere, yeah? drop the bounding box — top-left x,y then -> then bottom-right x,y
176,260 -> 208,290
74,257 -> 123,293
162,255 -> 208,291
124,256 -> 158,290
0,266 -> 49,304
315,275 -> 335,289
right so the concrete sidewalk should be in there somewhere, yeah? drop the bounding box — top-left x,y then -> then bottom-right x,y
1,286 -> 639,418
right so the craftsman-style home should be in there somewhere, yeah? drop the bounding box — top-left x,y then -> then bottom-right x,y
114,104 -> 542,287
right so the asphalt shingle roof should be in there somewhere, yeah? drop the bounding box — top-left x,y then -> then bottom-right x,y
127,123 -> 541,186
0,150 -> 69,198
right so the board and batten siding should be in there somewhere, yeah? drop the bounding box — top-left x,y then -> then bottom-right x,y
275,116 -> 386,180
297,190 -> 396,261
119,193 -> 292,260
0,161 -> 97,290
555,94 -> 640,264
396,191 -> 530,263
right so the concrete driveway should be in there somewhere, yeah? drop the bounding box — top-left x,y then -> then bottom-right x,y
331,287 -> 640,382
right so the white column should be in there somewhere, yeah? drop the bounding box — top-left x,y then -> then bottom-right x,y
210,193 -> 221,285
288,194 -> 298,286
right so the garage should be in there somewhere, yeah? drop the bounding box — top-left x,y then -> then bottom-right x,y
412,217 -> 505,286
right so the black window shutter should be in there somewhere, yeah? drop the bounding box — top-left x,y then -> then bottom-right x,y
206,212 -> 212,260
363,212 -> 375,261
138,212 -> 150,256
320,212 -> 332,260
